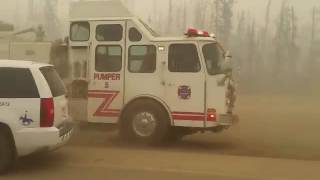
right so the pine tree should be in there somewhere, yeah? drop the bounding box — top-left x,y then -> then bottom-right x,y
273,1 -> 300,87
233,11 -> 246,77
28,0 -> 34,22
181,0 -> 187,32
43,0 -> 61,40
261,0 -> 272,49
167,0 -> 174,35
308,6 -> 320,81
215,0 -> 234,46
193,0 -> 206,30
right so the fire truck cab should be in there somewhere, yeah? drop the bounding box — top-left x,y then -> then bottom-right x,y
68,1 -> 238,143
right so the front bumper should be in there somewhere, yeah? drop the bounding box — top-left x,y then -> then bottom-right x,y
14,120 -> 74,157
217,114 -> 239,126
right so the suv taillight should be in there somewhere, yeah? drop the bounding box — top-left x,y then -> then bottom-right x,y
40,98 -> 54,127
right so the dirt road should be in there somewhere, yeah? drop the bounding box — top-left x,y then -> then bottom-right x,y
2,94 -> 320,180
3,144 -> 320,180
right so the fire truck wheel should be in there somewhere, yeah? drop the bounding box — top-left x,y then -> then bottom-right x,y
0,129 -> 15,175
120,100 -> 170,144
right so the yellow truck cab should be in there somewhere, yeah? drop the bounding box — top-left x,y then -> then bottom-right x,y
68,1 -> 238,143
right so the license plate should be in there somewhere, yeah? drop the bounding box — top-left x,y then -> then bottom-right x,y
58,122 -> 74,137
61,129 -> 73,141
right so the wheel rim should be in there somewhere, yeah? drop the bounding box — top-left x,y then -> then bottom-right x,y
132,112 -> 157,137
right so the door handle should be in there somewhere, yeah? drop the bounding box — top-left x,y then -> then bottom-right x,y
167,83 -> 176,87
160,61 -> 166,86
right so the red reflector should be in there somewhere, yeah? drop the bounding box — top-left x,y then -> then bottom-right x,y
207,108 -> 216,122
40,98 -> 54,127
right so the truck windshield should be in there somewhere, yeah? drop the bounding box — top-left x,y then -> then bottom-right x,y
203,43 -> 224,75
138,19 -> 160,37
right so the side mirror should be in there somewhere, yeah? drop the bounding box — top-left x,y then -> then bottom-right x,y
221,61 -> 232,74
64,36 -> 69,44
221,51 -> 233,73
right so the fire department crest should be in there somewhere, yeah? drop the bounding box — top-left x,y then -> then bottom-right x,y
178,85 -> 191,100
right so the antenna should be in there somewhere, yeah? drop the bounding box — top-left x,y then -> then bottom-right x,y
14,0 -> 19,28
44,0 -> 60,39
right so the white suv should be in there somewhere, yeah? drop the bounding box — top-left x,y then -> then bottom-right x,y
0,60 -> 73,174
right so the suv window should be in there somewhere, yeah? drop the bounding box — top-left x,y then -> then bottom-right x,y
168,44 -> 201,72
128,45 -> 156,73
95,45 -> 122,72
70,21 -> 90,41
40,67 -> 66,97
0,68 -> 39,98
96,24 -> 123,41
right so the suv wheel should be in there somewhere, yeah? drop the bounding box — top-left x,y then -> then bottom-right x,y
0,131 -> 14,174
120,100 -> 170,144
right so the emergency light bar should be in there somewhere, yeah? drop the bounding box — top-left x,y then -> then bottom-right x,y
185,28 -> 211,37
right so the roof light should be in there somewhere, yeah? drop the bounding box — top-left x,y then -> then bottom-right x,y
210,33 -> 216,38
185,28 -> 210,37
158,46 -> 165,51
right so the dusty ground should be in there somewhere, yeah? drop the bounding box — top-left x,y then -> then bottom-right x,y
228,94 -> 320,160
70,94 -> 320,161
2,94 -> 320,180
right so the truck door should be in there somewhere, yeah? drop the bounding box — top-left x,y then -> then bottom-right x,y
88,21 -> 125,123
201,42 -> 231,127
164,43 -> 206,127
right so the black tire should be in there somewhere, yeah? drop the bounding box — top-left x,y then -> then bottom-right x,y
120,100 -> 170,144
0,130 -> 14,175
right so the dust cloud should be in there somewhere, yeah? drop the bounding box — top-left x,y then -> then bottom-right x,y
1,0 -> 320,161
125,0 -> 320,161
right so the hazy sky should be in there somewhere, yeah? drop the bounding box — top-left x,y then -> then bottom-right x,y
1,0 -> 320,32
122,0 -> 320,37
1,0 -> 320,21
235,0 -> 320,24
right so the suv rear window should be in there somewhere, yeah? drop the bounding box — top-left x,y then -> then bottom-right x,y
0,68 -> 39,98
40,67 -> 66,97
